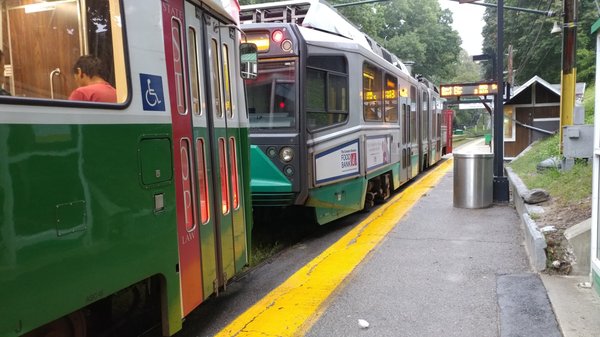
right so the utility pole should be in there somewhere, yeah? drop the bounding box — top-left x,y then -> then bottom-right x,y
559,0 -> 577,153
507,44 -> 513,100
506,44 -> 514,87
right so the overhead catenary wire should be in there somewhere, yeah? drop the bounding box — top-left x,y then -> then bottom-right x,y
513,0 -> 555,77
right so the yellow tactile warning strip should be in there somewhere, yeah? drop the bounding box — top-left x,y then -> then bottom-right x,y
216,158 -> 453,337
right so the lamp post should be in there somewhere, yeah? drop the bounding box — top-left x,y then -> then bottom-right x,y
458,0 -> 508,202
493,0 -> 509,202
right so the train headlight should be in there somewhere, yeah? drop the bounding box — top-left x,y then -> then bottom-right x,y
281,39 -> 293,52
283,165 -> 295,176
266,146 -> 277,158
279,147 -> 294,162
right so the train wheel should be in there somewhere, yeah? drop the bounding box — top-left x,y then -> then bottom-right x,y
23,311 -> 87,337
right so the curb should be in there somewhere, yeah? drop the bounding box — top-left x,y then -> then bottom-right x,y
506,167 -> 547,271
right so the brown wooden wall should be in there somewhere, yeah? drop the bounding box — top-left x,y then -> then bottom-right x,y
504,105 -> 559,157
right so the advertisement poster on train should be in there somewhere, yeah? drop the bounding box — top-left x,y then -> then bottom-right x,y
366,136 -> 390,170
315,140 -> 360,184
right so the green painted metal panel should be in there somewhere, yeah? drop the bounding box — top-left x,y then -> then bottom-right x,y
214,127 -> 235,284
307,177 -> 366,225
594,269 -> 600,297
250,145 -> 292,193
139,137 -> 173,186
192,127 -> 218,299
411,153 -> 419,177
391,164 -> 401,189
239,128 -> 253,257
227,127 -> 249,274
0,123 -> 181,337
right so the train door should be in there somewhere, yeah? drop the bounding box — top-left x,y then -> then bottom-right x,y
163,2 -> 204,317
399,83 -> 410,183
202,11 -> 239,292
409,85 -> 419,178
420,88 -> 430,171
433,97 -> 442,162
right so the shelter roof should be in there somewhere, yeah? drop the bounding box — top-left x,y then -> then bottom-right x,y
506,75 -> 585,105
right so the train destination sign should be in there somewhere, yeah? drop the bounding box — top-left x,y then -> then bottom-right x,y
439,82 -> 499,98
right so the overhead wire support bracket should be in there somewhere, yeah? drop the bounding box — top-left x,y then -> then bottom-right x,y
448,0 -> 556,16
332,0 -> 390,8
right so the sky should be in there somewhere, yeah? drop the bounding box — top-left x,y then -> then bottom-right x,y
438,0 -> 486,56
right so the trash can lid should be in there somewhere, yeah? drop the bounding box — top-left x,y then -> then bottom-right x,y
453,152 -> 494,159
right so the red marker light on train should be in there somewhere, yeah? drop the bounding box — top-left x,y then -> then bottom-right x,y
272,30 -> 284,43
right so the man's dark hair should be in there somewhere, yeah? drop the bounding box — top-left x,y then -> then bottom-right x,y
73,55 -> 107,79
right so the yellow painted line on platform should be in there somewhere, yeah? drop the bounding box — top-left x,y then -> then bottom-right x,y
216,159 -> 453,337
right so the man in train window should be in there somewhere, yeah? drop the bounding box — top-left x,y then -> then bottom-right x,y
69,55 -> 116,103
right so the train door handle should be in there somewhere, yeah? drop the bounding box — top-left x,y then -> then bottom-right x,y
50,68 -> 61,99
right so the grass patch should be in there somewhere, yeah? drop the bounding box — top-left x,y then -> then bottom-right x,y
584,84 -> 594,124
250,241 -> 282,267
508,134 -> 592,202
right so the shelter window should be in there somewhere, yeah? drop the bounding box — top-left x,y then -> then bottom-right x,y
306,56 -> 348,131
0,0 -> 127,104
504,107 -> 515,142
363,62 -> 382,122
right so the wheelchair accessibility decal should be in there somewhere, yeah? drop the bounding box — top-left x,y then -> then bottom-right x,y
139,73 -> 165,111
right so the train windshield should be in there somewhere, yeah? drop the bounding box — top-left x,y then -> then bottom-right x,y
246,61 -> 296,130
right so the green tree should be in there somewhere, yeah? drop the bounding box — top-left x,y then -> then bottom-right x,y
451,50 -> 484,83
336,0 -> 462,84
240,0 -> 464,84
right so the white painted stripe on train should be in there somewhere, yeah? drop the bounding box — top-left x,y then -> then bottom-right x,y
307,124 -> 400,146
0,110 -> 172,125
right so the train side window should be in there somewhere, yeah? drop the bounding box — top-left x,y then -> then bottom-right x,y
306,55 -> 348,131
403,103 -> 409,144
384,74 -> 398,123
432,97 -> 438,137
410,86 -> 417,143
188,27 -> 201,115
363,62 -> 382,122
196,138 -> 210,224
2,0 -> 127,104
222,43 -> 233,119
422,91 -> 429,139
210,38 -> 223,118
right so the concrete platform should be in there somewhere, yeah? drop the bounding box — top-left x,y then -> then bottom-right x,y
542,273 -> 600,337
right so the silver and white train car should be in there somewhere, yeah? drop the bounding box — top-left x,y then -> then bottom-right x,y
241,0 -> 447,225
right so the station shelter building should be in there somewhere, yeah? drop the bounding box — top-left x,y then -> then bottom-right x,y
503,75 -> 586,158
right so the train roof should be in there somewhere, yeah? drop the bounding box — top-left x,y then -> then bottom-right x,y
240,0 -> 412,76
205,0 -> 241,24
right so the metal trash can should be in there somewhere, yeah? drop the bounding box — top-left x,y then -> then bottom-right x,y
453,153 -> 493,208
